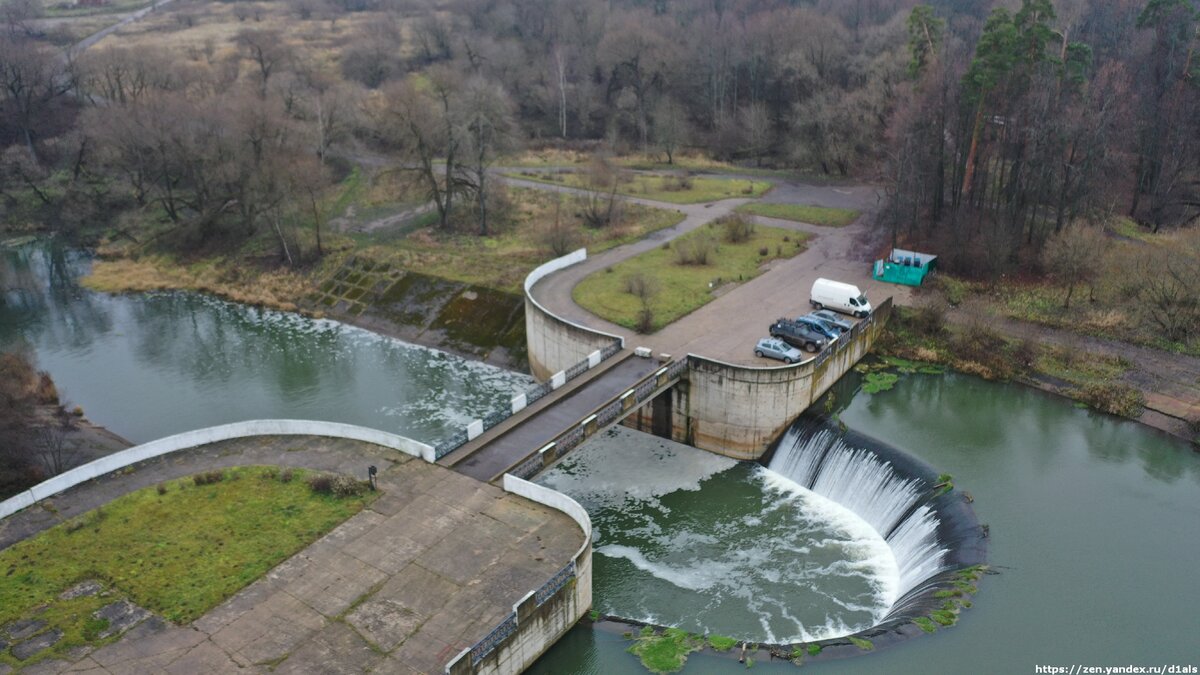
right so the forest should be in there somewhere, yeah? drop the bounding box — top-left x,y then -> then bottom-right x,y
0,0 -> 1197,302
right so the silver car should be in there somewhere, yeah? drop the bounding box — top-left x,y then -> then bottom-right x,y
754,337 -> 804,364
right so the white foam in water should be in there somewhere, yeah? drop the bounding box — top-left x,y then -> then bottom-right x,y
759,470 -> 900,610
770,424 -> 950,600
541,428 -> 901,643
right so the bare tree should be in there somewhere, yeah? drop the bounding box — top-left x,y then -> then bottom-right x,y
651,96 -> 688,165
458,76 -> 517,235
1042,221 -> 1105,309
236,29 -> 291,98
0,35 -> 72,164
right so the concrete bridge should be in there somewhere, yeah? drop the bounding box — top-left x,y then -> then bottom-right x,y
433,249 -> 893,488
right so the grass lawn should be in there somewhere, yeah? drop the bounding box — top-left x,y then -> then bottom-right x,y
506,170 -> 771,204
735,202 -> 860,227
573,222 -> 810,332
0,466 -> 372,667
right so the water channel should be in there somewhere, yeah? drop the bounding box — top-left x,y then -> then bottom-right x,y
3,242 -> 1198,672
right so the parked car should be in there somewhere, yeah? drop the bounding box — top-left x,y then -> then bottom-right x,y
792,315 -> 841,341
809,309 -> 854,334
754,337 -> 805,364
768,318 -> 828,353
810,278 -> 873,318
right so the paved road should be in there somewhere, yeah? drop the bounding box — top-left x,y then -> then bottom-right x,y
448,355 -> 661,481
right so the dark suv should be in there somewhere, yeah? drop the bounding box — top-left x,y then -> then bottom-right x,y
768,318 -> 828,353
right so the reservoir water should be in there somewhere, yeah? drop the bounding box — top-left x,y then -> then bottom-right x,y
0,244 -> 531,444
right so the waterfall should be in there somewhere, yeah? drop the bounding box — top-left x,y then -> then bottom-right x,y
768,420 -> 950,600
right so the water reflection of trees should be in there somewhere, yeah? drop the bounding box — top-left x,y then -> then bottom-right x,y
853,372 -> 1198,487
0,245 -> 113,350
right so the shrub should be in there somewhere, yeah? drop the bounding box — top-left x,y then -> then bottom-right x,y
1072,382 -> 1145,418
912,300 -> 947,338
332,474 -> 368,497
279,468 -> 294,483
307,473 -> 334,494
193,470 -> 224,486
636,307 -> 655,334
718,214 -> 755,243
156,484 -> 168,496
308,473 -> 368,497
674,233 -> 716,265
624,272 -> 660,299
758,246 -> 769,256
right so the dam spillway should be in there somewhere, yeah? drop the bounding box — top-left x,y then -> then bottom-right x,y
768,416 -> 987,624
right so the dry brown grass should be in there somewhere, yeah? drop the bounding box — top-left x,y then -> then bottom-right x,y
83,256 -> 317,313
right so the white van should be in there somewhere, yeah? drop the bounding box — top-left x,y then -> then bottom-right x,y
810,278 -> 872,318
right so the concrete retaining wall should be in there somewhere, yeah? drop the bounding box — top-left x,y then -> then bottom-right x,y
445,475 -> 594,675
524,249 -> 624,380
670,298 -> 893,460
0,420 -> 436,520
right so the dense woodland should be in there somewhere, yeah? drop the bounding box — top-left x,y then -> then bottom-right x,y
0,0 -> 1197,296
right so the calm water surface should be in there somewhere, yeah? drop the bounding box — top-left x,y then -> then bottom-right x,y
0,244 -> 531,443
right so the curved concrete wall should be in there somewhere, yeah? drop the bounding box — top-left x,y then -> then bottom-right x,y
524,249 -> 624,380
444,475 -> 594,675
670,298 -> 893,460
0,420 -> 435,520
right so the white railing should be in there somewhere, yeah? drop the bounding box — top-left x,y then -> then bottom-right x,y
0,420 -> 436,520
524,248 -> 626,349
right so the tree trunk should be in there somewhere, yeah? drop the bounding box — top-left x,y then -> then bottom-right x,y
960,98 -> 986,203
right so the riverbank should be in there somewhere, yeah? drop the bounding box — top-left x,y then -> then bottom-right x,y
878,306 -> 1199,447
80,251 -> 531,371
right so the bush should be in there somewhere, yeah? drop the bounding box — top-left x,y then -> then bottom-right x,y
192,470 -> 224,486
912,300 -> 947,338
624,272 -> 660,299
279,468 -> 294,483
674,233 -> 716,265
1072,382 -> 1145,418
307,472 -> 368,497
717,214 -> 755,243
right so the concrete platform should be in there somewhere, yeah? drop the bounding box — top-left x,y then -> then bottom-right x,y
0,436 -> 584,674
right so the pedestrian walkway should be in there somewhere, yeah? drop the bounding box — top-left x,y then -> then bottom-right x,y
0,436 -> 583,674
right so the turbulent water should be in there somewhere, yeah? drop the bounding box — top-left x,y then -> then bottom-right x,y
769,422 -> 950,600
537,427 -> 898,643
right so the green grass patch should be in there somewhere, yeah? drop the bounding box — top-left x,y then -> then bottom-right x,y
706,634 -> 738,652
806,643 -> 822,656
862,372 -> 900,394
912,617 -> 938,633
573,223 -> 809,332
735,203 -> 860,227
930,610 -> 958,626
847,636 -> 874,651
0,466 -> 371,666
628,627 -> 705,673
507,171 -> 770,204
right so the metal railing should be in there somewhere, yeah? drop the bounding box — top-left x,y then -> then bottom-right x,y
500,360 -> 688,482
431,337 -> 623,460
534,560 -> 576,606
470,612 -> 518,665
